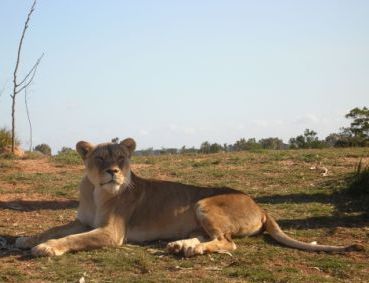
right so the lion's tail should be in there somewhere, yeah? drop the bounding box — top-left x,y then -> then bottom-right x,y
264,213 -> 363,252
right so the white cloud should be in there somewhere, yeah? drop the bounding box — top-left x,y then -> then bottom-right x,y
168,124 -> 196,135
168,124 -> 178,131
294,114 -> 320,124
183,127 -> 196,135
139,129 -> 149,136
251,119 -> 284,128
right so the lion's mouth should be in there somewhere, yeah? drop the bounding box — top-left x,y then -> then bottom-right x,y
100,179 -> 120,186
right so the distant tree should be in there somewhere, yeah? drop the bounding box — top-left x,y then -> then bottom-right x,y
289,129 -> 326,149
223,143 -> 229,152
209,143 -> 223,153
199,142 -> 223,154
58,147 -> 74,154
259,137 -> 284,150
233,138 -> 261,151
180,145 -> 198,154
342,107 -> 369,146
34,143 -> 51,155
246,138 -> 262,150
159,148 -> 178,155
135,147 -> 154,156
325,132 -> 352,147
324,107 -> 369,148
325,133 -> 342,147
345,107 -> 369,137
233,138 -> 248,151
304,129 -> 318,144
199,141 -> 211,154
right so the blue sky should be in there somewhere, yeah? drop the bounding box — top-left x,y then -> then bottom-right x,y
0,1 -> 368,152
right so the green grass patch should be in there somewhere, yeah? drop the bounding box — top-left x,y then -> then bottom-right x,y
1,171 -> 80,198
309,257 -> 351,279
52,150 -> 82,166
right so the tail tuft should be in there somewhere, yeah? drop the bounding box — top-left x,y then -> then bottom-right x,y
345,244 -> 365,252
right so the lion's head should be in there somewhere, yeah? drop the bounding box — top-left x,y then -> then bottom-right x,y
76,138 -> 136,194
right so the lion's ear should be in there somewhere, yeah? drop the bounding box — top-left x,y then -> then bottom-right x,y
76,141 -> 94,160
120,138 -> 136,156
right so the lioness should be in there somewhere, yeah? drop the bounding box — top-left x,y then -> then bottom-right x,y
16,138 -> 363,257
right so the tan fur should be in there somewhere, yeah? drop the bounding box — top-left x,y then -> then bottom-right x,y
15,138 -> 364,257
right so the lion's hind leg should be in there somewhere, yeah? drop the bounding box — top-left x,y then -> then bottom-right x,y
167,195 -> 245,257
191,201 -> 238,257
179,194 -> 264,257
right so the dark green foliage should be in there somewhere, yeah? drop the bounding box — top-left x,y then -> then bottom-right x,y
289,129 -> 326,149
346,160 -> 369,196
259,137 -> 285,150
199,141 -> 223,154
135,147 -> 155,156
159,148 -> 178,155
34,143 -> 52,155
233,138 -> 262,151
0,128 -> 19,150
53,149 -> 81,165
58,147 -> 74,154
345,106 -> 369,138
179,145 -> 198,154
327,106 -> 369,147
325,132 -> 351,147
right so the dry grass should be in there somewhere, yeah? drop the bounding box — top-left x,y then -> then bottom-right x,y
0,148 -> 368,282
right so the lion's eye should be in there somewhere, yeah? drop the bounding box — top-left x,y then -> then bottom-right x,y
95,156 -> 104,162
117,156 -> 125,162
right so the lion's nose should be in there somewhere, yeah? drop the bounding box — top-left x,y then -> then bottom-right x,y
106,168 -> 119,176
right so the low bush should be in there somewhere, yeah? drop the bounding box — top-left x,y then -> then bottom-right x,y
0,128 -> 19,151
52,149 -> 81,165
346,160 -> 369,196
34,144 -> 52,156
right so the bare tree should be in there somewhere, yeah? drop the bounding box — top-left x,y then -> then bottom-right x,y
24,88 -> 33,151
11,0 -> 44,153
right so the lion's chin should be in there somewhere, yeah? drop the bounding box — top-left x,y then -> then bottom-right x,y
101,182 -> 123,194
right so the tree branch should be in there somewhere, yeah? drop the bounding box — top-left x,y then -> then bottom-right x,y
12,0 -> 36,97
17,53 -> 44,88
25,87 -> 33,151
15,53 -> 44,94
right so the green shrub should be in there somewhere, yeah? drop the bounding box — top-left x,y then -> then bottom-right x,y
22,151 -> 45,160
34,143 -> 52,155
0,128 -> 19,151
346,160 -> 369,196
58,147 -> 74,154
52,149 -> 81,165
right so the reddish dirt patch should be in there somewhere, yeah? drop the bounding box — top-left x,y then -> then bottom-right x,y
131,164 -> 151,170
13,158 -> 83,174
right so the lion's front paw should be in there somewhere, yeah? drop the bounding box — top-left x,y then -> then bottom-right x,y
167,240 -> 184,254
31,241 -> 65,257
167,238 -> 203,257
181,243 -> 204,257
15,236 -> 34,249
